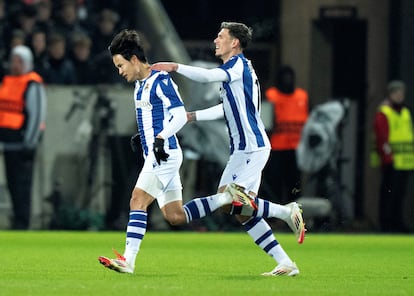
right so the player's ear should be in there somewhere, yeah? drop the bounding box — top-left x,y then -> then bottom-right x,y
130,55 -> 139,64
232,38 -> 240,49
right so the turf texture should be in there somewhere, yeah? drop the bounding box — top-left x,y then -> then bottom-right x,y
1,231 -> 413,295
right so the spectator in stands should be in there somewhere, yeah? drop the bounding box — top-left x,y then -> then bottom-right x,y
7,29 -> 27,58
39,32 -> 76,84
0,0 -> 4,35
34,0 -> 54,34
54,0 -> 88,46
0,0 -> 9,78
71,33 -> 95,85
10,29 -> 26,46
16,4 -> 38,40
90,8 -> 119,56
1,29 -> 26,78
87,8 -> 123,85
29,28 -> 48,73
0,0 -> 6,42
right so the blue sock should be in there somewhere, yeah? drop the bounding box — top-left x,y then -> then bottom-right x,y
183,198 -> 212,222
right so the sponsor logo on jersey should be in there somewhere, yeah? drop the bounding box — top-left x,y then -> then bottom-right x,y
136,100 -> 153,110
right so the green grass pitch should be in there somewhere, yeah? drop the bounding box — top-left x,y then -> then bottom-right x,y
1,231 -> 413,295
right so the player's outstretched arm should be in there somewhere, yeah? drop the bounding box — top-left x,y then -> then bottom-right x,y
151,62 -> 178,72
152,63 -> 227,83
188,103 -> 224,122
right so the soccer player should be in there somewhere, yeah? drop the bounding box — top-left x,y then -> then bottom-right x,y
98,29 -> 255,274
152,22 -> 305,276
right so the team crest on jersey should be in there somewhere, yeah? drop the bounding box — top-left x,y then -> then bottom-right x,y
136,100 -> 153,110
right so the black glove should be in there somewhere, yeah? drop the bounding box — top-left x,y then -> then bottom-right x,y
130,133 -> 140,153
153,138 -> 169,164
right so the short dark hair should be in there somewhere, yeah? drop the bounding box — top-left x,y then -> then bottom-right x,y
48,32 -> 66,46
108,29 -> 147,63
220,22 -> 252,49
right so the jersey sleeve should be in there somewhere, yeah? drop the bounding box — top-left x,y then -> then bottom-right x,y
177,64 -> 228,83
195,103 -> 224,121
158,105 -> 187,139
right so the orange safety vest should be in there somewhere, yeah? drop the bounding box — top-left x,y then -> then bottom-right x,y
265,87 -> 308,150
0,72 -> 43,130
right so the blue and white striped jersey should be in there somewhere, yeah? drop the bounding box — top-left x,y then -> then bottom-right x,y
133,70 -> 184,157
219,54 -> 271,154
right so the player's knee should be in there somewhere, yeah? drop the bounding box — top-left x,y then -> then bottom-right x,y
130,188 -> 153,211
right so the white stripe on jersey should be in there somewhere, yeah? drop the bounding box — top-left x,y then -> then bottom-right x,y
219,54 -> 271,154
133,70 -> 184,156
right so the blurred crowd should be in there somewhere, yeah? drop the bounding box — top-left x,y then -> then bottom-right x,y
0,0 -> 132,85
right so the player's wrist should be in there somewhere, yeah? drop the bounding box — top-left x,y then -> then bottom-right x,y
187,111 -> 197,122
